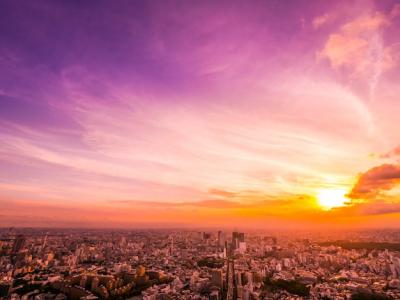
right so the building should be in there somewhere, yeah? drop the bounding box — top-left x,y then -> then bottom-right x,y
217,231 -> 226,248
232,232 -> 245,250
211,269 -> 223,288
12,235 -> 26,254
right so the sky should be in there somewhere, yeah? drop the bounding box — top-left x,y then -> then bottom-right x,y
1,0 -> 400,229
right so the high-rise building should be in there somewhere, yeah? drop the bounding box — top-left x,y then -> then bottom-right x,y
202,232 -> 211,240
235,272 -> 242,286
232,232 -> 239,249
238,241 -> 247,253
211,269 -> 223,288
12,235 -> 26,254
232,232 -> 245,250
238,232 -> 245,243
217,231 -> 226,248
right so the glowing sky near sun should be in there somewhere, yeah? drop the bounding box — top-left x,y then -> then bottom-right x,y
1,0 -> 400,228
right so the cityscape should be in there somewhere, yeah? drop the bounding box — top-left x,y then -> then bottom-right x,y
1,0 -> 400,299
1,228 -> 400,299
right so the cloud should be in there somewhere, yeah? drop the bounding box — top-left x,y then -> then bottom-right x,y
317,4 -> 400,100
312,13 -> 336,29
349,163 -> 400,199
332,200 -> 400,216
355,201 -> 400,215
344,147 -> 400,216
381,145 -> 400,158
208,188 -> 237,198
112,198 -> 243,209
320,33 -> 368,69
111,192 -> 315,212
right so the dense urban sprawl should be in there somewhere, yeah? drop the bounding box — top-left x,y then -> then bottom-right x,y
1,229 -> 400,300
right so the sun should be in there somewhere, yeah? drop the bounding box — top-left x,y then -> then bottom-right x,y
317,188 -> 348,210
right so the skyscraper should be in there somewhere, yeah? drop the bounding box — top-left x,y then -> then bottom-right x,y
211,269 -> 223,288
12,235 -> 26,254
232,231 -> 245,250
232,232 -> 239,250
217,231 -> 226,248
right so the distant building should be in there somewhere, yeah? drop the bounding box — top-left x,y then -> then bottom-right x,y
238,242 -> 247,253
232,232 -> 245,250
202,232 -> 211,240
12,235 -> 26,254
217,231 -> 226,248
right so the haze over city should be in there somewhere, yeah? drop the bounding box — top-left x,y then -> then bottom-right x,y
1,0 -> 400,229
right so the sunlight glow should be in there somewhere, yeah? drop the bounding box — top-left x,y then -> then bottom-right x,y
317,188 -> 349,210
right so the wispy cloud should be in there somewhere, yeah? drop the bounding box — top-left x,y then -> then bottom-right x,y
312,13 -> 337,29
317,3 -> 400,101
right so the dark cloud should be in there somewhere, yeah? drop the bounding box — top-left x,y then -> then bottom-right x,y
349,163 -> 400,199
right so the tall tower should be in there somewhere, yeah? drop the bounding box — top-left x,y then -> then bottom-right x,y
42,234 -> 48,250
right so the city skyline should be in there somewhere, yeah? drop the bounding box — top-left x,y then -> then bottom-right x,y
1,0 -> 400,228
